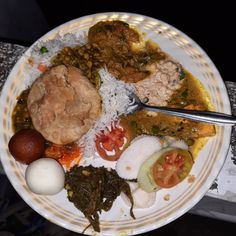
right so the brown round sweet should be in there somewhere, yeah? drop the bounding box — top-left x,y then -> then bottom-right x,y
8,129 -> 45,165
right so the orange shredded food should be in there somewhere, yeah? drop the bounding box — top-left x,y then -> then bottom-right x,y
37,63 -> 47,72
45,144 -> 81,169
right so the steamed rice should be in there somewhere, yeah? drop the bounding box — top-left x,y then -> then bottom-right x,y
79,68 -> 135,158
23,32 -> 87,86
23,33 -> 136,159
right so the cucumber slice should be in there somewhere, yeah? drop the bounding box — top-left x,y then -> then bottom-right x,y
137,147 -> 174,192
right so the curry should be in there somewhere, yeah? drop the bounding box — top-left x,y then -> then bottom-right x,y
12,89 -> 33,132
120,71 -> 215,158
52,21 -> 166,87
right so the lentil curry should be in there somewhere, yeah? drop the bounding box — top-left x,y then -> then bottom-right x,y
121,71 -> 215,157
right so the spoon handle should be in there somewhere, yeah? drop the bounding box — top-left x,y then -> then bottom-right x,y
143,104 -> 236,125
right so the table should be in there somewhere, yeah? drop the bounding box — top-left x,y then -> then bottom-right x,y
1,42 -> 236,223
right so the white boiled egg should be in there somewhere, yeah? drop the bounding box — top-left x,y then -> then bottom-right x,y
25,158 -> 65,195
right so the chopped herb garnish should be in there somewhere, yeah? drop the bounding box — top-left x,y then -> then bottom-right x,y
152,125 -> 159,135
40,46 -> 48,54
179,70 -> 186,80
186,138 -> 195,146
181,89 -> 188,98
142,97 -> 149,103
130,120 -> 138,128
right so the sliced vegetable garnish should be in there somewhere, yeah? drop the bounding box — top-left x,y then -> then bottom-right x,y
138,148 -> 194,192
138,148 -> 170,192
179,70 -> 186,80
152,149 -> 193,188
40,46 -> 48,54
96,125 -> 132,161
37,63 -> 47,72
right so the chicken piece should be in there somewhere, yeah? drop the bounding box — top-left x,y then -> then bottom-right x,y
184,104 -> 216,137
27,65 -> 101,145
135,80 -> 172,106
134,59 -> 183,106
154,60 -> 183,90
194,123 -> 216,138
184,104 -> 206,110
154,102 -> 216,139
88,20 -> 140,46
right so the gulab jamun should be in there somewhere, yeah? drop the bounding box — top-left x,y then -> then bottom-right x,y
8,129 -> 45,164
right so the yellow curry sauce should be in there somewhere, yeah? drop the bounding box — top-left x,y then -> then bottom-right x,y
120,71 -> 215,159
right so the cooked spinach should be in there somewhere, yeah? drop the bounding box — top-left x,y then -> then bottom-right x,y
40,46 -> 48,54
65,165 -> 135,232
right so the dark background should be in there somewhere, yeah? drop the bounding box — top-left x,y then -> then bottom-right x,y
1,0 -> 235,82
1,0 -> 236,235
37,0 -> 235,82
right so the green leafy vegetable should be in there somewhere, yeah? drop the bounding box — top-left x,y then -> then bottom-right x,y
65,165 -> 135,232
40,46 -> 48,54
179,70 -> 186,80
142,97 -> 149,103
152,125 -> 159,135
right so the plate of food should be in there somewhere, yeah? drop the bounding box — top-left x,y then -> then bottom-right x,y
0,12 -> 232,235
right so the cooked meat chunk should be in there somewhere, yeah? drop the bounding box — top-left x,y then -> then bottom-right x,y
86,20 -> 166,83
154,60 -> 183,90
88,20 -> 140,47
134,59 -> 183,106
27,65 -> 101,145
135,80 -> 172,105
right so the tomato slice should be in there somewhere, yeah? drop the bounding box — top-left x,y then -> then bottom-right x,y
152,149 -> 193,188
95,125 -> 132,161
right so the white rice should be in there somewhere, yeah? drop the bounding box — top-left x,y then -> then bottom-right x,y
23,32 -> 87,86
30,32 -> 87,65
23,33 -> 135,159
79,68 -> 135,158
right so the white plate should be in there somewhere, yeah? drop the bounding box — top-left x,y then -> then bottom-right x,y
0,12 -> 232,235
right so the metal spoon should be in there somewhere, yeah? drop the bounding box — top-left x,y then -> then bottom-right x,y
127,93 -> 236,126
